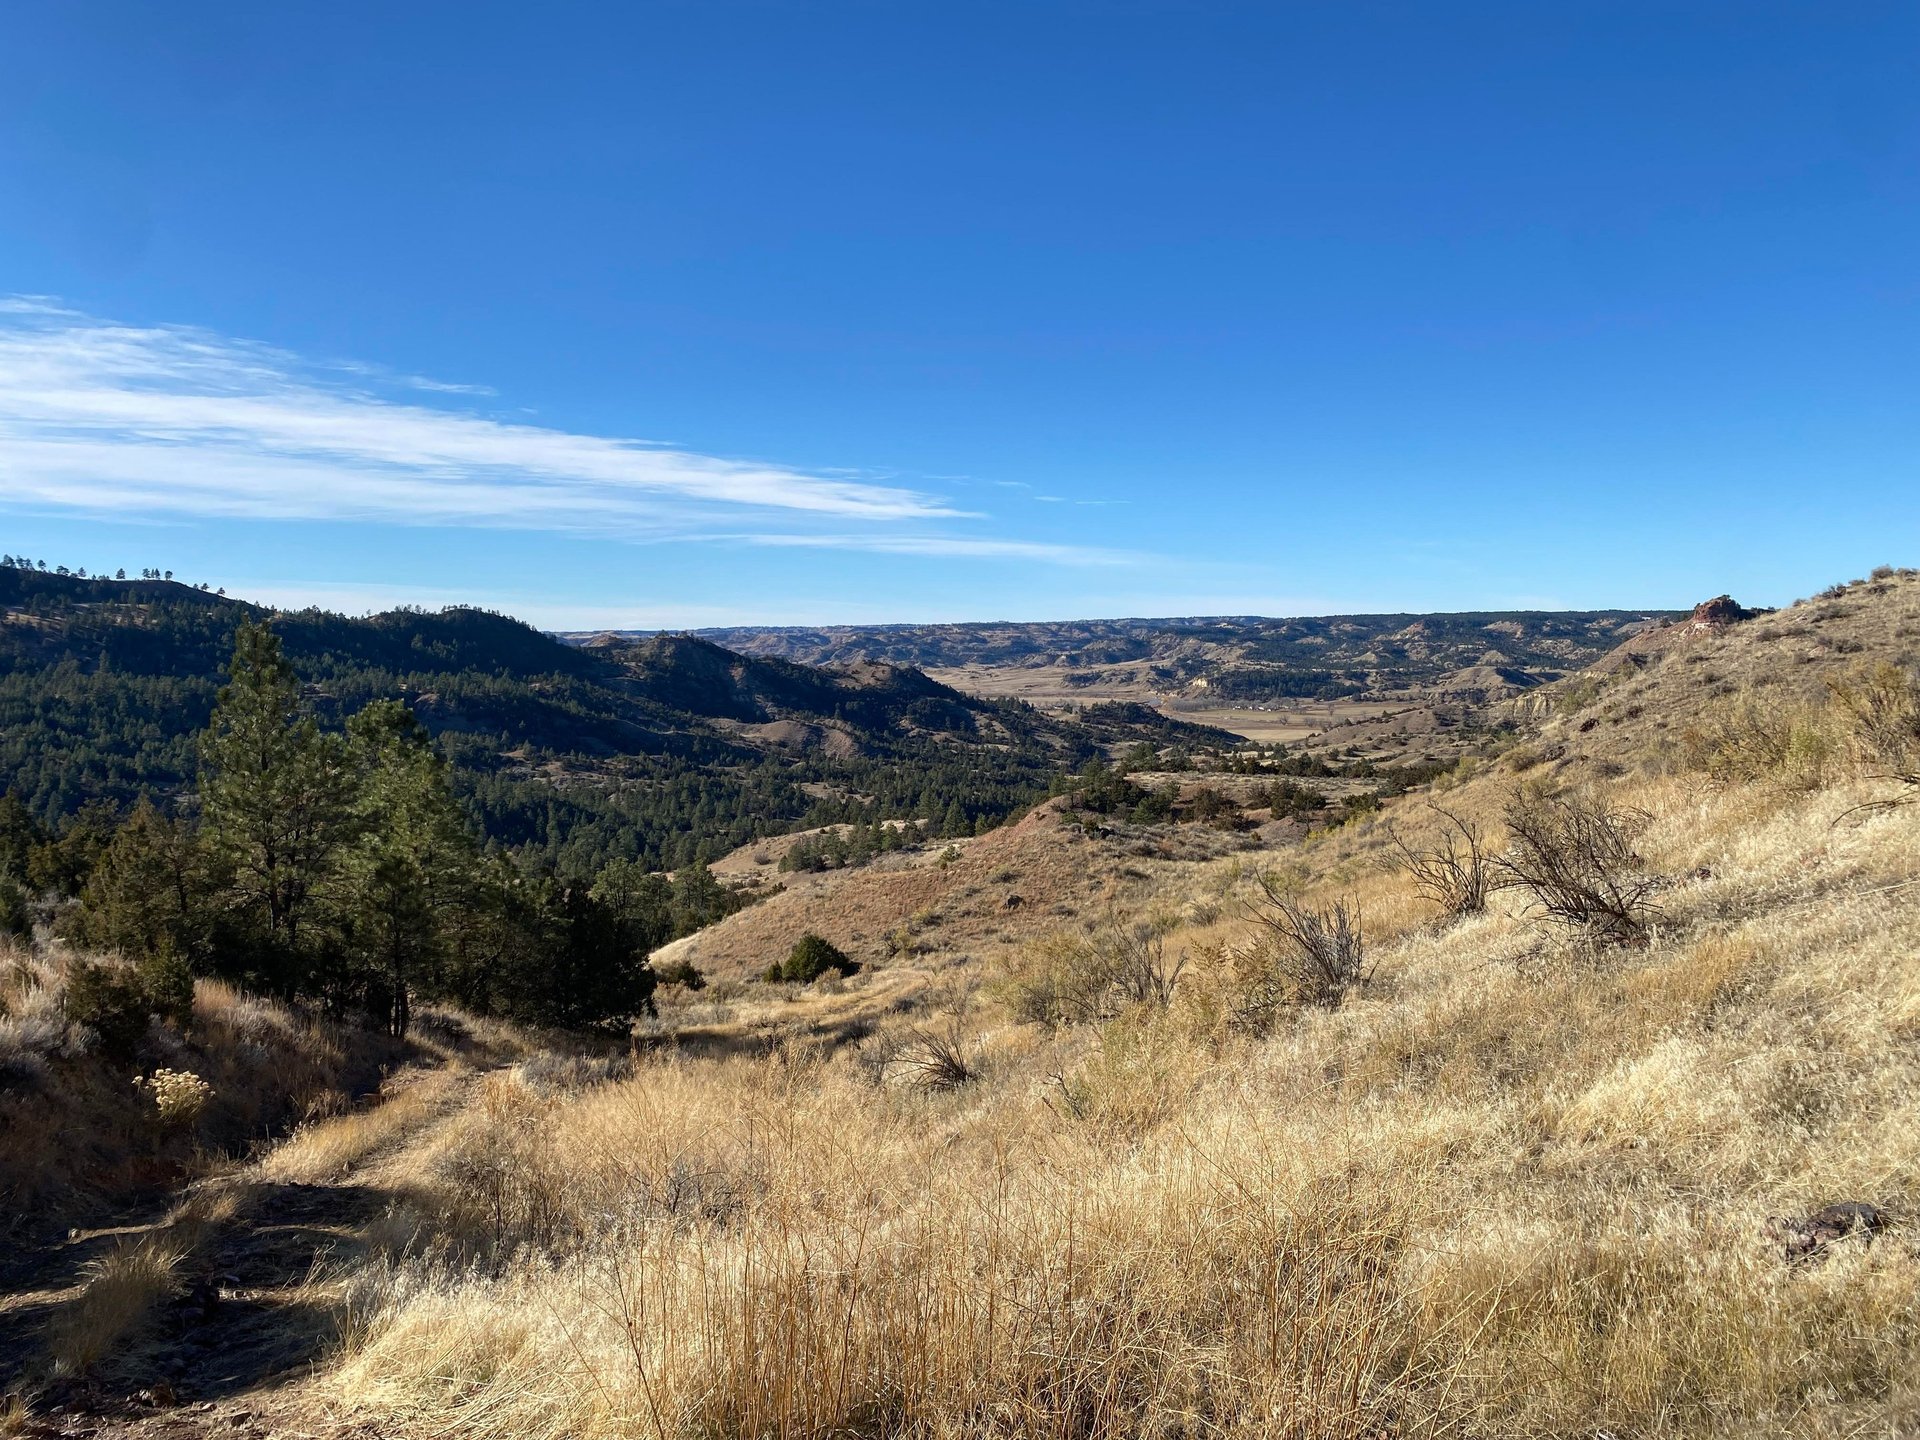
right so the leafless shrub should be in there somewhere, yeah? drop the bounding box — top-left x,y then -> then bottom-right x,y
1242,876 -> 1372,1012
1109,923 -> 1186,1009
1495,789 -> 1661,947
1001,918 -> 1186,1028
1384,802 -> 1493,918
891,1013 -> 975,1092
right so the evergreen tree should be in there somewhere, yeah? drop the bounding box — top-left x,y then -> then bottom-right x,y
543,882 -> 657,1030
341,700 -> 475,1037
0,792 -> 49,883
200,623 -> 354,991
589,857 -> 675,950
25,801 -> 118,898
669,859 -> 729,936
66,798 -> 217,968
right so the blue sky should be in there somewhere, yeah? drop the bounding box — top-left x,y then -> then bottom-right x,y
0,2 -> 1914,627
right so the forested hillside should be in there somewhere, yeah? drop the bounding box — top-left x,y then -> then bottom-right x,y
0,563 -> 1228,875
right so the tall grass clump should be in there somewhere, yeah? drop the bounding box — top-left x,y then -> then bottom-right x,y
48,1234 -> 185,1377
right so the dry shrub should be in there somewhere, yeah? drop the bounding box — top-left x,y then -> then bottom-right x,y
1385,802 -> 1494,918
1829,663 -> 1920,797
1683,664 -> 1920,803
1000,917 -> 1186,1028
426,1074 -> 575,1257
1047,1010 -> 1207,1137
1496,788 -> 1662,947
1241,875 -> 1371,1014
135,1067 -> 213,1129
887,1012 -> 976,1092
1683,695 -> 1840,790
0,957 -> 66,1090
513,1050 -> 630,1094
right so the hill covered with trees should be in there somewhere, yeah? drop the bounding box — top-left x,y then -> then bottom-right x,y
0,562 -> 1230,877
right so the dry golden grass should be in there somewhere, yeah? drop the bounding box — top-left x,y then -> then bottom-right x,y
46,1233 -> 185,1377
260,1065 -> 471,1185
304,723 -> 1920,1438
16,578 -> 1910,1436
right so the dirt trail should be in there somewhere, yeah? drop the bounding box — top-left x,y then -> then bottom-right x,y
2,1062 -> 492,1439
4,988 -> 919,1438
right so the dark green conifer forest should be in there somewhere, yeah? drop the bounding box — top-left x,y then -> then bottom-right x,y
0,564 -> 1229,1028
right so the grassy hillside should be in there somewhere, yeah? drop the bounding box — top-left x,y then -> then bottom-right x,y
0,946 -> 411,1239
8,568 -> 1920,1439
295,569 -> 1920,1438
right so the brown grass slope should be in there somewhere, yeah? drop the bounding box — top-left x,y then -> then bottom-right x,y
649,799 -> 1174,983
0,959 -> 551,1420
14,569 -> 1920,1440
0,953 -> 409,1241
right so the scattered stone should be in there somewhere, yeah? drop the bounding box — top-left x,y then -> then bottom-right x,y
1764,1201 -> 1888,1263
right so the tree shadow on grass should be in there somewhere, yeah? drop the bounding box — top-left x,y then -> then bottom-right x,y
2,1177 -> 401,1417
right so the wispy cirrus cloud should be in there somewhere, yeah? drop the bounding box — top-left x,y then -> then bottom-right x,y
0,299 -> 1123,564
730,533 -> 1138,565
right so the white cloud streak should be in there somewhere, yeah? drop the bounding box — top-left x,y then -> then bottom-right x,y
0,302 -> 1113,555
733,533 -> 1137,565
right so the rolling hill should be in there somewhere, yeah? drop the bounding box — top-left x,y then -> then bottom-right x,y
645,608 -> 1681,702
0,565 -> 1233,873
9,568 -> 1919,1439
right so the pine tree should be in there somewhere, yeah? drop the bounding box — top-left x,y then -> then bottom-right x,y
342,700 -> 475,1037
668,859 -> 728,936
66,798 -> 216,967
200,623 -> 354,991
